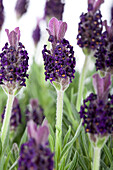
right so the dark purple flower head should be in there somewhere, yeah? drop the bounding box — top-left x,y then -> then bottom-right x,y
32,19 -> 41,47
94,20 -> 113,73
0,27 -> 29,94
0,0 -> 4,31
18,120 -> 54,170
79,73 -> 112,137
42,17 -> 76,90
111,5 -> 113,22
77,0 -> 104,52
15,0 -> 29,19
26,99 -> 45,125
44,0 -> 65,20
1,97 -> 21,131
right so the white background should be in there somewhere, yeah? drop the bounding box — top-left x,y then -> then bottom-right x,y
1,0 -> 113,71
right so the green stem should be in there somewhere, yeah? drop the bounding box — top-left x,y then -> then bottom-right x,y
1,93 -> 14,145
93,147 -> 101,170
76,54 -> 89,111
55,90 -> 64,170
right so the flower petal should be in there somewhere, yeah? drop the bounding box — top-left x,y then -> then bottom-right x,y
48,17 -> 59,38
5,27 -> 20,49
27,119 -> 49,146
93,73 -> 111,100
57,22 -> 67,40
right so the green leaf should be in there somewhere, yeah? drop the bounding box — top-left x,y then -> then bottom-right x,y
103,144 -> 113,164
100,160 -> 109,170
71,103 -> 80,123
53,81 -> 61,91
60,120 -> 82,161
63,125 -> 71,148
3,151 -> 11,170
9,157 -> 19,170
19,128 -> 27,151
78,155 -> 88,170
68,151 -> 78,170
49,123 -> 55,144
49,135 -> 54,152
81,129 -> 89,157
59,156 -> 66,170
0,138 -> 2,157
97,136 -> 107,148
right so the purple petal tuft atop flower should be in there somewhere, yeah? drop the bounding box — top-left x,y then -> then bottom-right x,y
47,17 -> 67,41
5,27 -> 20,49
0,27 -> 29,94
93,73 -> 111,101
27,119 -> 49,146
15,0 -> 29,18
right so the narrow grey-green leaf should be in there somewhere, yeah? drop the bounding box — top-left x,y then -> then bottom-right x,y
63,125 -> 71,148
68,151 -> 78,170
103,144 -> 113,163
19,128 -> 27,151
60,120 -> 82,161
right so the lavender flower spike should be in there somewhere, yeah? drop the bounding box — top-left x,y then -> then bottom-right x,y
15,0 -> 29,19
94,20 -> 113,73
44,0 -> 65,20
79,73 -> 113,140
25,98 -> 44,125
0,27 -> 29,94
42,17 -> 76,90
0,0 -> 4,31
1,97 -> 21,131
77,0 -> 104,52
32,19 -> 41,47
18,120 -> 54,170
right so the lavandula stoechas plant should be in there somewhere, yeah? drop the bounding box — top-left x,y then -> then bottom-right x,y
44,0 -> 65,21
25,99 -> 44,125
76,0 -> 104,111
0,27 -> 29,145
79,73 -> 112,170
42,17 -> 76,169
32,20 -> 41,47
1,97 -> 21,131
18,120 -> 54,170
15,0 -> 29,19
95,20 -> 113,75
0,0 -> 4,31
